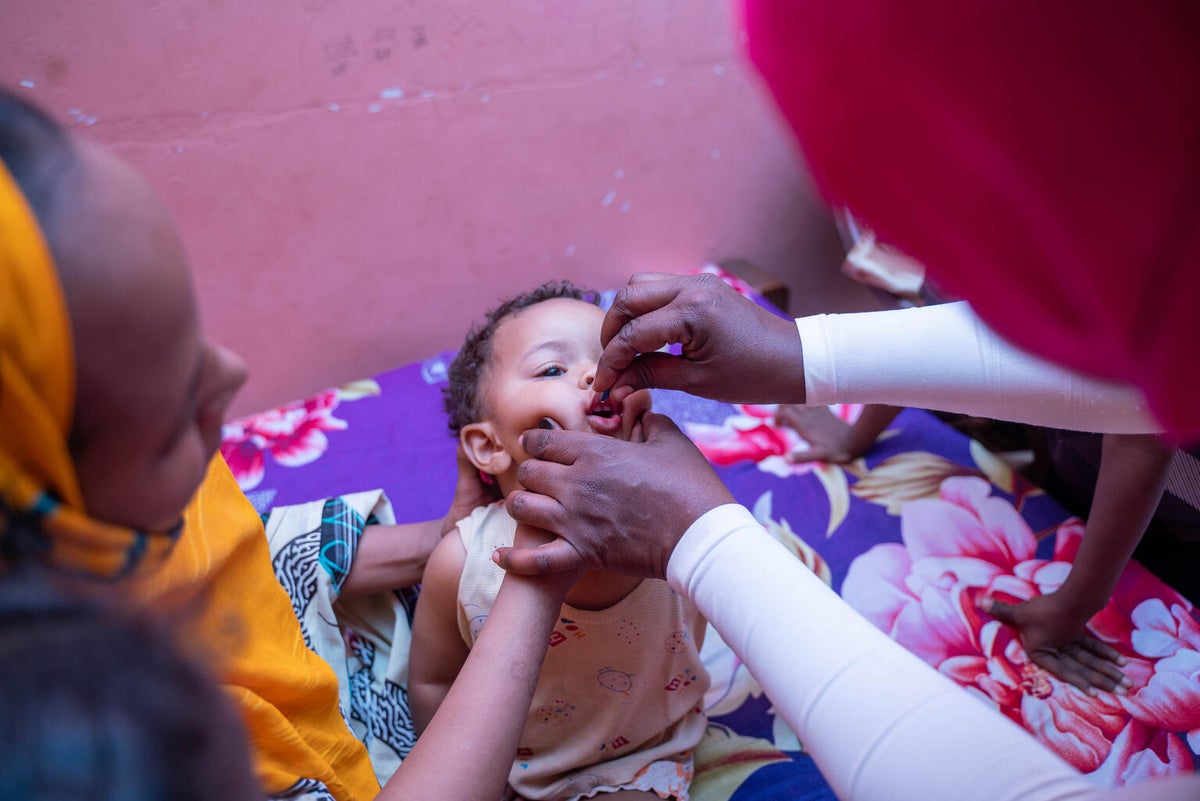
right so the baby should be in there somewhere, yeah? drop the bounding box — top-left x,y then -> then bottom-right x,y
410,281 -> 709,801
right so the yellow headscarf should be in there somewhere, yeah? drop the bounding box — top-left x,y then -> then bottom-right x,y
0,158 -> 379,800
0,160 -> 178,577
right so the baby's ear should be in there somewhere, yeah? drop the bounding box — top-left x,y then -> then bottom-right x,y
460,422 -> 513,477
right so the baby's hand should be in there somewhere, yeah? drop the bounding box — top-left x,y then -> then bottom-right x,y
977,592 -> 1131,695
776,405 -> 860,463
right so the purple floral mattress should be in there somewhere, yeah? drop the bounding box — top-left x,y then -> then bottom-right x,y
221,273 -> 1199,800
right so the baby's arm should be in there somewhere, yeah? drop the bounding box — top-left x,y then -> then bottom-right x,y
409,531 -> 471,735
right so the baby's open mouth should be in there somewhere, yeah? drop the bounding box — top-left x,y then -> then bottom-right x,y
586,394 -> 623,435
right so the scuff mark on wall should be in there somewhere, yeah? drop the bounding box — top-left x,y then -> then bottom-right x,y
67,108 -> 98,126
0,0 -> 840,417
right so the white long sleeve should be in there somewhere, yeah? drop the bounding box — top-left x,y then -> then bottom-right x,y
666,505 -> 1200,801
797,302 -> 1161,434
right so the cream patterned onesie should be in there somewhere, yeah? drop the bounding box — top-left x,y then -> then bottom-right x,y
456,502 -> 709,800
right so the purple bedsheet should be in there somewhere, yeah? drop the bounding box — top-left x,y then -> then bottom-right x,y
221,277 -> 1200,800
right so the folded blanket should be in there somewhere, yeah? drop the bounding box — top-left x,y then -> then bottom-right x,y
264,491 -> 420,788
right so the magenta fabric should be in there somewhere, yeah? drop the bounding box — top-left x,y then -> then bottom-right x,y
741,0 -> 1200,440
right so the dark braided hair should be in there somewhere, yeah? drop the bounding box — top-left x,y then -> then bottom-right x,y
443,280 -> 600,434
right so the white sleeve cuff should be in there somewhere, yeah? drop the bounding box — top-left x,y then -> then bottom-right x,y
666,503 -> 759,596
794,301 -> 1159,433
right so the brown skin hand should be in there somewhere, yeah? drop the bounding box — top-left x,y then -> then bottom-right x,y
496,412 -> 734,579
595,273 -> 807,406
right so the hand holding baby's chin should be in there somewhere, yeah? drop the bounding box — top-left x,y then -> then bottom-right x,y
497,411 -> 734,580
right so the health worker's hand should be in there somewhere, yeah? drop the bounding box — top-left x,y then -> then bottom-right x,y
495,412 -> 735,580
596,272 -> 806,405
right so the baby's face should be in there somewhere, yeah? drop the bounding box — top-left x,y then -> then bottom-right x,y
482,298 -> 651,462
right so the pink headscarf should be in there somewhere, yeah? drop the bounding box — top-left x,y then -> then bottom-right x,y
742,0 -> 1200,440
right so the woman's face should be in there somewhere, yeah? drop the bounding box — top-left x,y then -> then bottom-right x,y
62,141 -> 246,532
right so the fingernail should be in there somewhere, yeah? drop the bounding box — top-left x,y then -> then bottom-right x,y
1114,684 -> 1128,696
1121,675 -> 1133,686
599,389 -> 610,402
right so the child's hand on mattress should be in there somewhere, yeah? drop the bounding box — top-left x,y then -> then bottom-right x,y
777,404 -> 904,464
977,592 -> 1131,696
776,405 -> 862,463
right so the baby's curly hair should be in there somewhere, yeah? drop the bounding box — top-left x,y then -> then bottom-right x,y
444,280 -> 600,435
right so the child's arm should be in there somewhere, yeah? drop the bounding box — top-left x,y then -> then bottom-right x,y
408,531 -> 471,735
776,404 -> 903,463
980,433 -> 1173,693
382,570 -> 569,801
381,526 -> 582,801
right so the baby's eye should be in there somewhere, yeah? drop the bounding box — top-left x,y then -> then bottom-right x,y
537,365 -> 565,378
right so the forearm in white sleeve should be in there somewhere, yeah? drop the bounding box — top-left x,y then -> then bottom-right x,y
668,504 -> 1102,801
796,302 -> 1160,434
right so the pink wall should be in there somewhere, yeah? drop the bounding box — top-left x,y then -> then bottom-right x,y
3,0 -> 864,416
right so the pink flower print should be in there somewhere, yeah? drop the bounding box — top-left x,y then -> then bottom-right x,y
686,404 -> 861,479
842,475 -> 1200,783
1091,718 -> 1197,786
906,474 -> 1037,565
220,388 -> 349,490
1119,600 -> 1200,740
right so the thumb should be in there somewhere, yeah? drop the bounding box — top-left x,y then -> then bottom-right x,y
640,409 -> 686,441
787,446 -> 831,464
493,539 -> 586,576
617,351 -> 702,397
977,595 -> 1020,624
627,271 -> 682,284
601,350 -> 702,400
